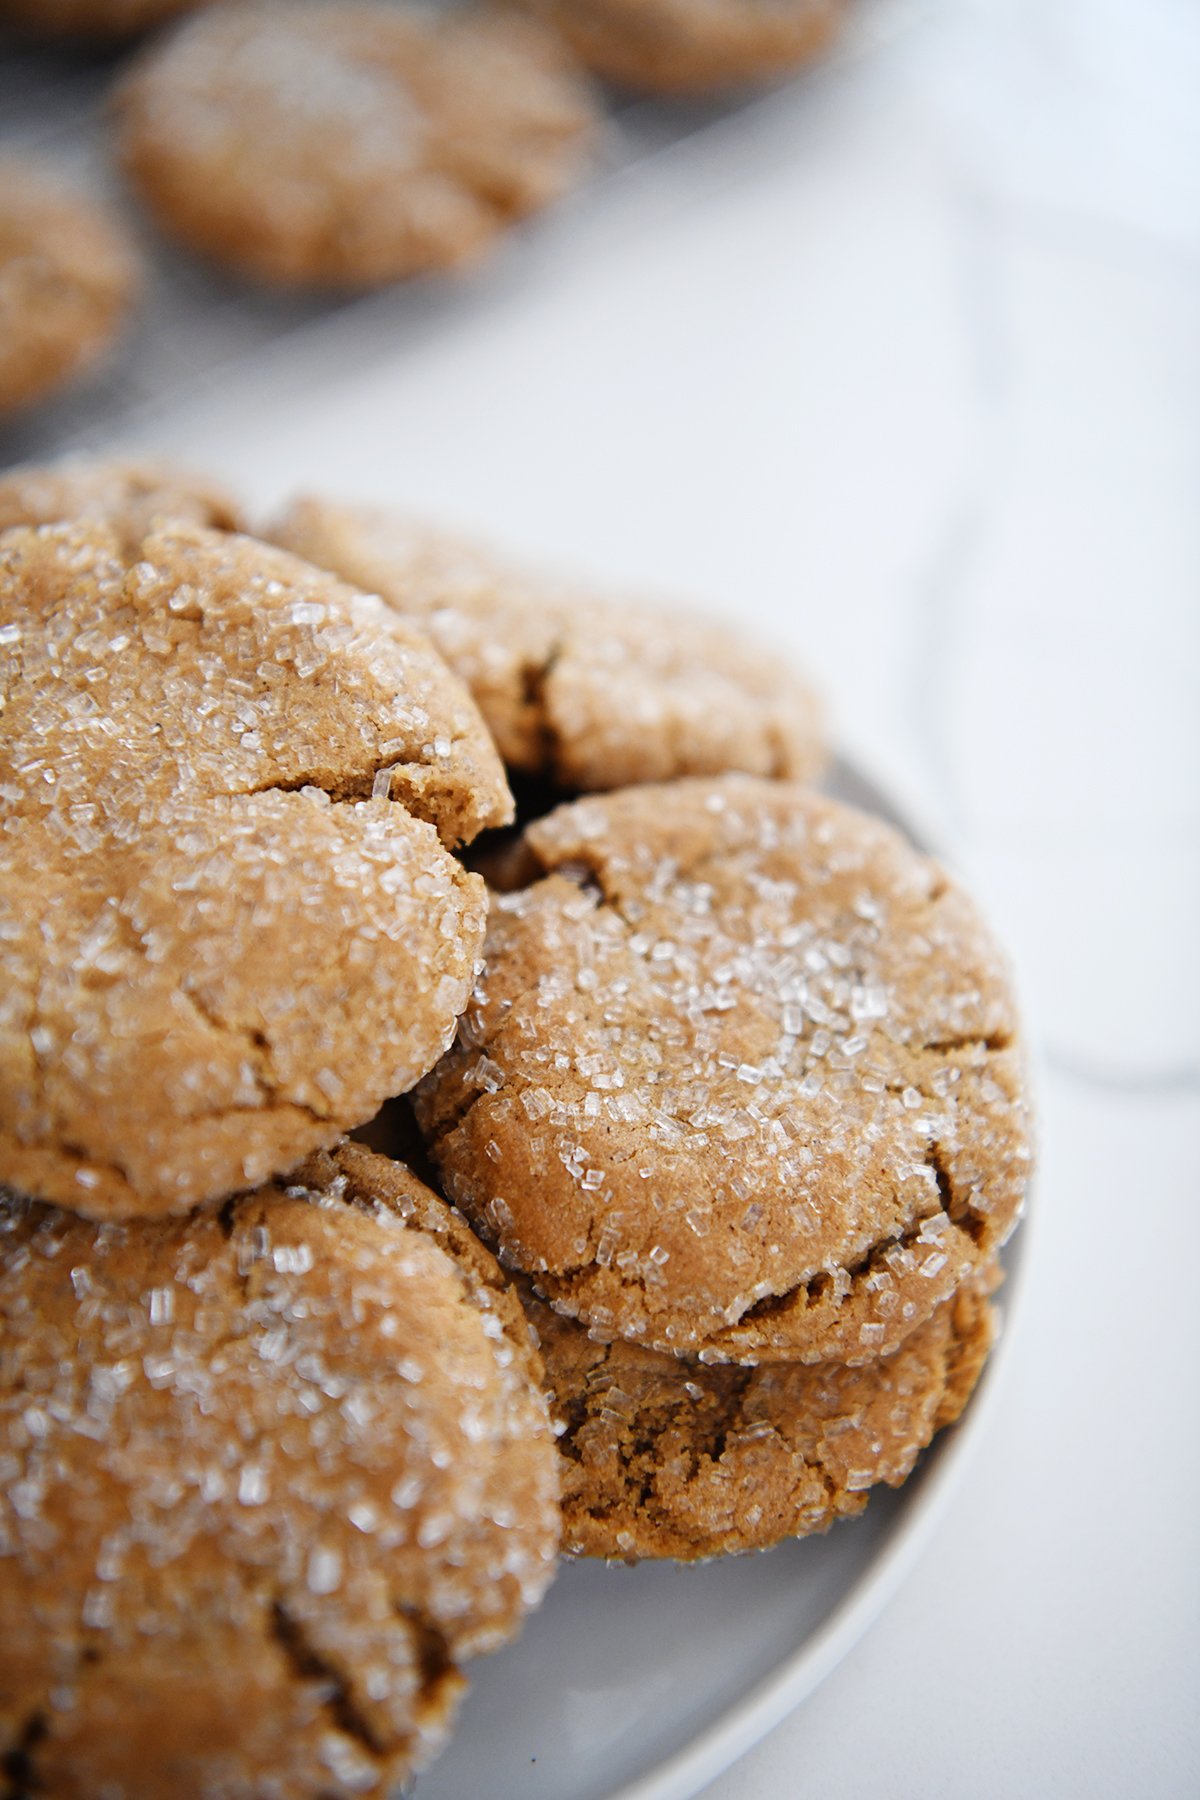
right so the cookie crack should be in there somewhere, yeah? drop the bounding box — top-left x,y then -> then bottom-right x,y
926,1141 -> 986,1244
1,1708 -> 46,1800
241,751 -> 459,807
699,1367 -> 758,1465
420,1076 -> 492,1150
806,1448 -> 853,1517
519,642 -> 564,779
922,1032 -> 1011,1054
237,736 -> 487,844
732,1165 -> 976,1335
393,1601 -> 454,1706
175,984 -> 330,1127
737,1266 -> 835,1325
48,1133 -> 138,1190
269,1600 -> 385,1760
556,859 -> 640,935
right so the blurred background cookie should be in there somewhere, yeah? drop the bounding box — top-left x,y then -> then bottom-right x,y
0,1143 -> 560,1797
0,0 -> 208,38
113,1 -> 601,289
0,161 -> 139,421
0,518 -> 511,1218
271,497 -> 827,792
513,0 -> 848,95
415,776 -> 1030,1365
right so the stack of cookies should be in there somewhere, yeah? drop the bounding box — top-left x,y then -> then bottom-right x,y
266,488 -> 1030,1561
0,458 -> 1031,1794
0,467 -> 560,1796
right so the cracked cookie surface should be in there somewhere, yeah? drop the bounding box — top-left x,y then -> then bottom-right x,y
415,777 -> 1030,1363
114,2 -> 599,289
0,161 -> 139,420
531,1265 -> 998,1560
0,1144 -> 560,1800
0,455 -> 242,545
514,0 -> 847,95
271,498 -> 826,791
0,518 -> 510,1219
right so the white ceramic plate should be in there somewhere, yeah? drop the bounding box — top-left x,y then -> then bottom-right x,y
414,759 -> 1029,1800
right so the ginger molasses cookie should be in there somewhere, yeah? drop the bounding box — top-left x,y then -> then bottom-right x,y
415,777 -> 1031,1365
530,1267 -> 998,1560
0,0 -> 206,38
515,0 -> 847,95
0,162 -> 138,420
114,3 -> 599,288
271,498 -> 827,790
0,1144 -> 560,1799
0,519 -> 511,1220
0,455 -> 242,543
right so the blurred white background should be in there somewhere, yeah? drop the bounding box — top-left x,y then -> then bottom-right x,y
11,0 -> 1199,1792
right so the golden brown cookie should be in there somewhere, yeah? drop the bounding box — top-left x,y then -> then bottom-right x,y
515,0 -> 847,95
114,2 -> 600,289
531,1266 -> 999,1560
0,518 -> 511,1220
0,456 -> 242,544
0,0 -> 205,38
271,498 -> 827,790
0,1143 -> 560,1799
415,777 -> 1031,1365
0,162 -> 139,420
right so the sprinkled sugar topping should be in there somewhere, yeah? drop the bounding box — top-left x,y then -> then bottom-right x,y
0,518 -> 510,1219
0,1143 -> 558,1797
416,776 -> 1031,1365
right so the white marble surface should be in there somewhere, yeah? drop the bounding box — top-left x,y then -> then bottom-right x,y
92,0 -> 1198,1792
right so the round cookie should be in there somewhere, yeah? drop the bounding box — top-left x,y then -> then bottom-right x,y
0,0 -> 206,38
531,1266 -> 999,1560
0,518 -> 511,1219
114,3 -> 600,289
271,498 -> 827,791
0,1143 -> 560,1799
0,162 -> 138,420
415,777 -> 1031,1365
515,0 -> 847,95
0,456 -> 242,544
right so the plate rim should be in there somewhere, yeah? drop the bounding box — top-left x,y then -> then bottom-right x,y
606,1223 -> 1031,1800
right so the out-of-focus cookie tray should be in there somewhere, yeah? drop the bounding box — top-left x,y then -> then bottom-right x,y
0,0 -> 923,471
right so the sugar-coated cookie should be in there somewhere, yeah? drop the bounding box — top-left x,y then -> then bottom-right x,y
416,777 -> 1030,1364
515,0 -> 847,95
271,498 -> 827,791
530,1266 -> 998,1559
0,1143 -> 560,1798
0,520 -> 511,1219
0,456 -> 242,544
114,2 -> 599,288
0,162 -> 138,420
